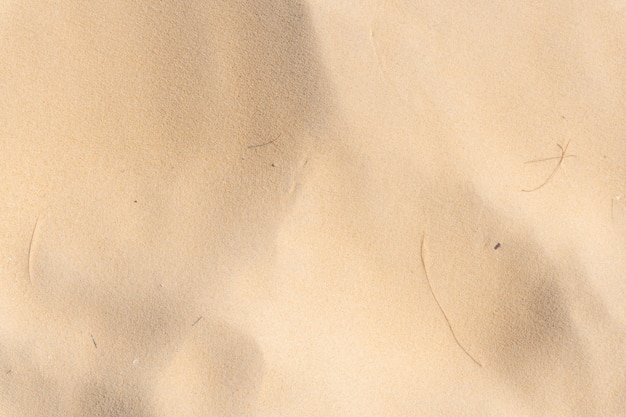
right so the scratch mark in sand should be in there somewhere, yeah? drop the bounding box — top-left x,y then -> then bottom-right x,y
370,28 -> 389,81
420,235 -> 482,367
28,215 -> 42,284
612,195 -> 625,222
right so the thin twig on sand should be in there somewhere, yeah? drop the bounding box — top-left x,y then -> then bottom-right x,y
420,235 -> 482,367
522,141 -> 574,192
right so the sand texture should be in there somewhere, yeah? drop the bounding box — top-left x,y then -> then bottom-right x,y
1,1 -> 626,416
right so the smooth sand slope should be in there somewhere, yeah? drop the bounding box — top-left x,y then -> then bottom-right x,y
1,1 -> 625,416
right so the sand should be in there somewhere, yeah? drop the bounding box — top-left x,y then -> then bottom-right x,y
1,1 -> 625,416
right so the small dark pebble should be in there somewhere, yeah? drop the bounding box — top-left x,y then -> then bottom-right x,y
494,243 -> 501,250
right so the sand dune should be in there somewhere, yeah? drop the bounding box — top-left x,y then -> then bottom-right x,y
1,1 -> 625,416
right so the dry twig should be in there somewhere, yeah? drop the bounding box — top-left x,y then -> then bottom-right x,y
522,141 -> 574,192
420,235 -> 482,367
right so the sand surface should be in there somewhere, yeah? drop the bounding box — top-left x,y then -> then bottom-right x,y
1,1 -> 626,416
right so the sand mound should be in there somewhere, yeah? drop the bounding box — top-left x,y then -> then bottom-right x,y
1,1 -> 625,416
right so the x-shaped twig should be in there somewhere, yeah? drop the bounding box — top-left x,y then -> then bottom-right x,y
522,141 -> 575,192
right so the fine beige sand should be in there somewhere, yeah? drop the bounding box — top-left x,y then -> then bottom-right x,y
1,1 -> 626,416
